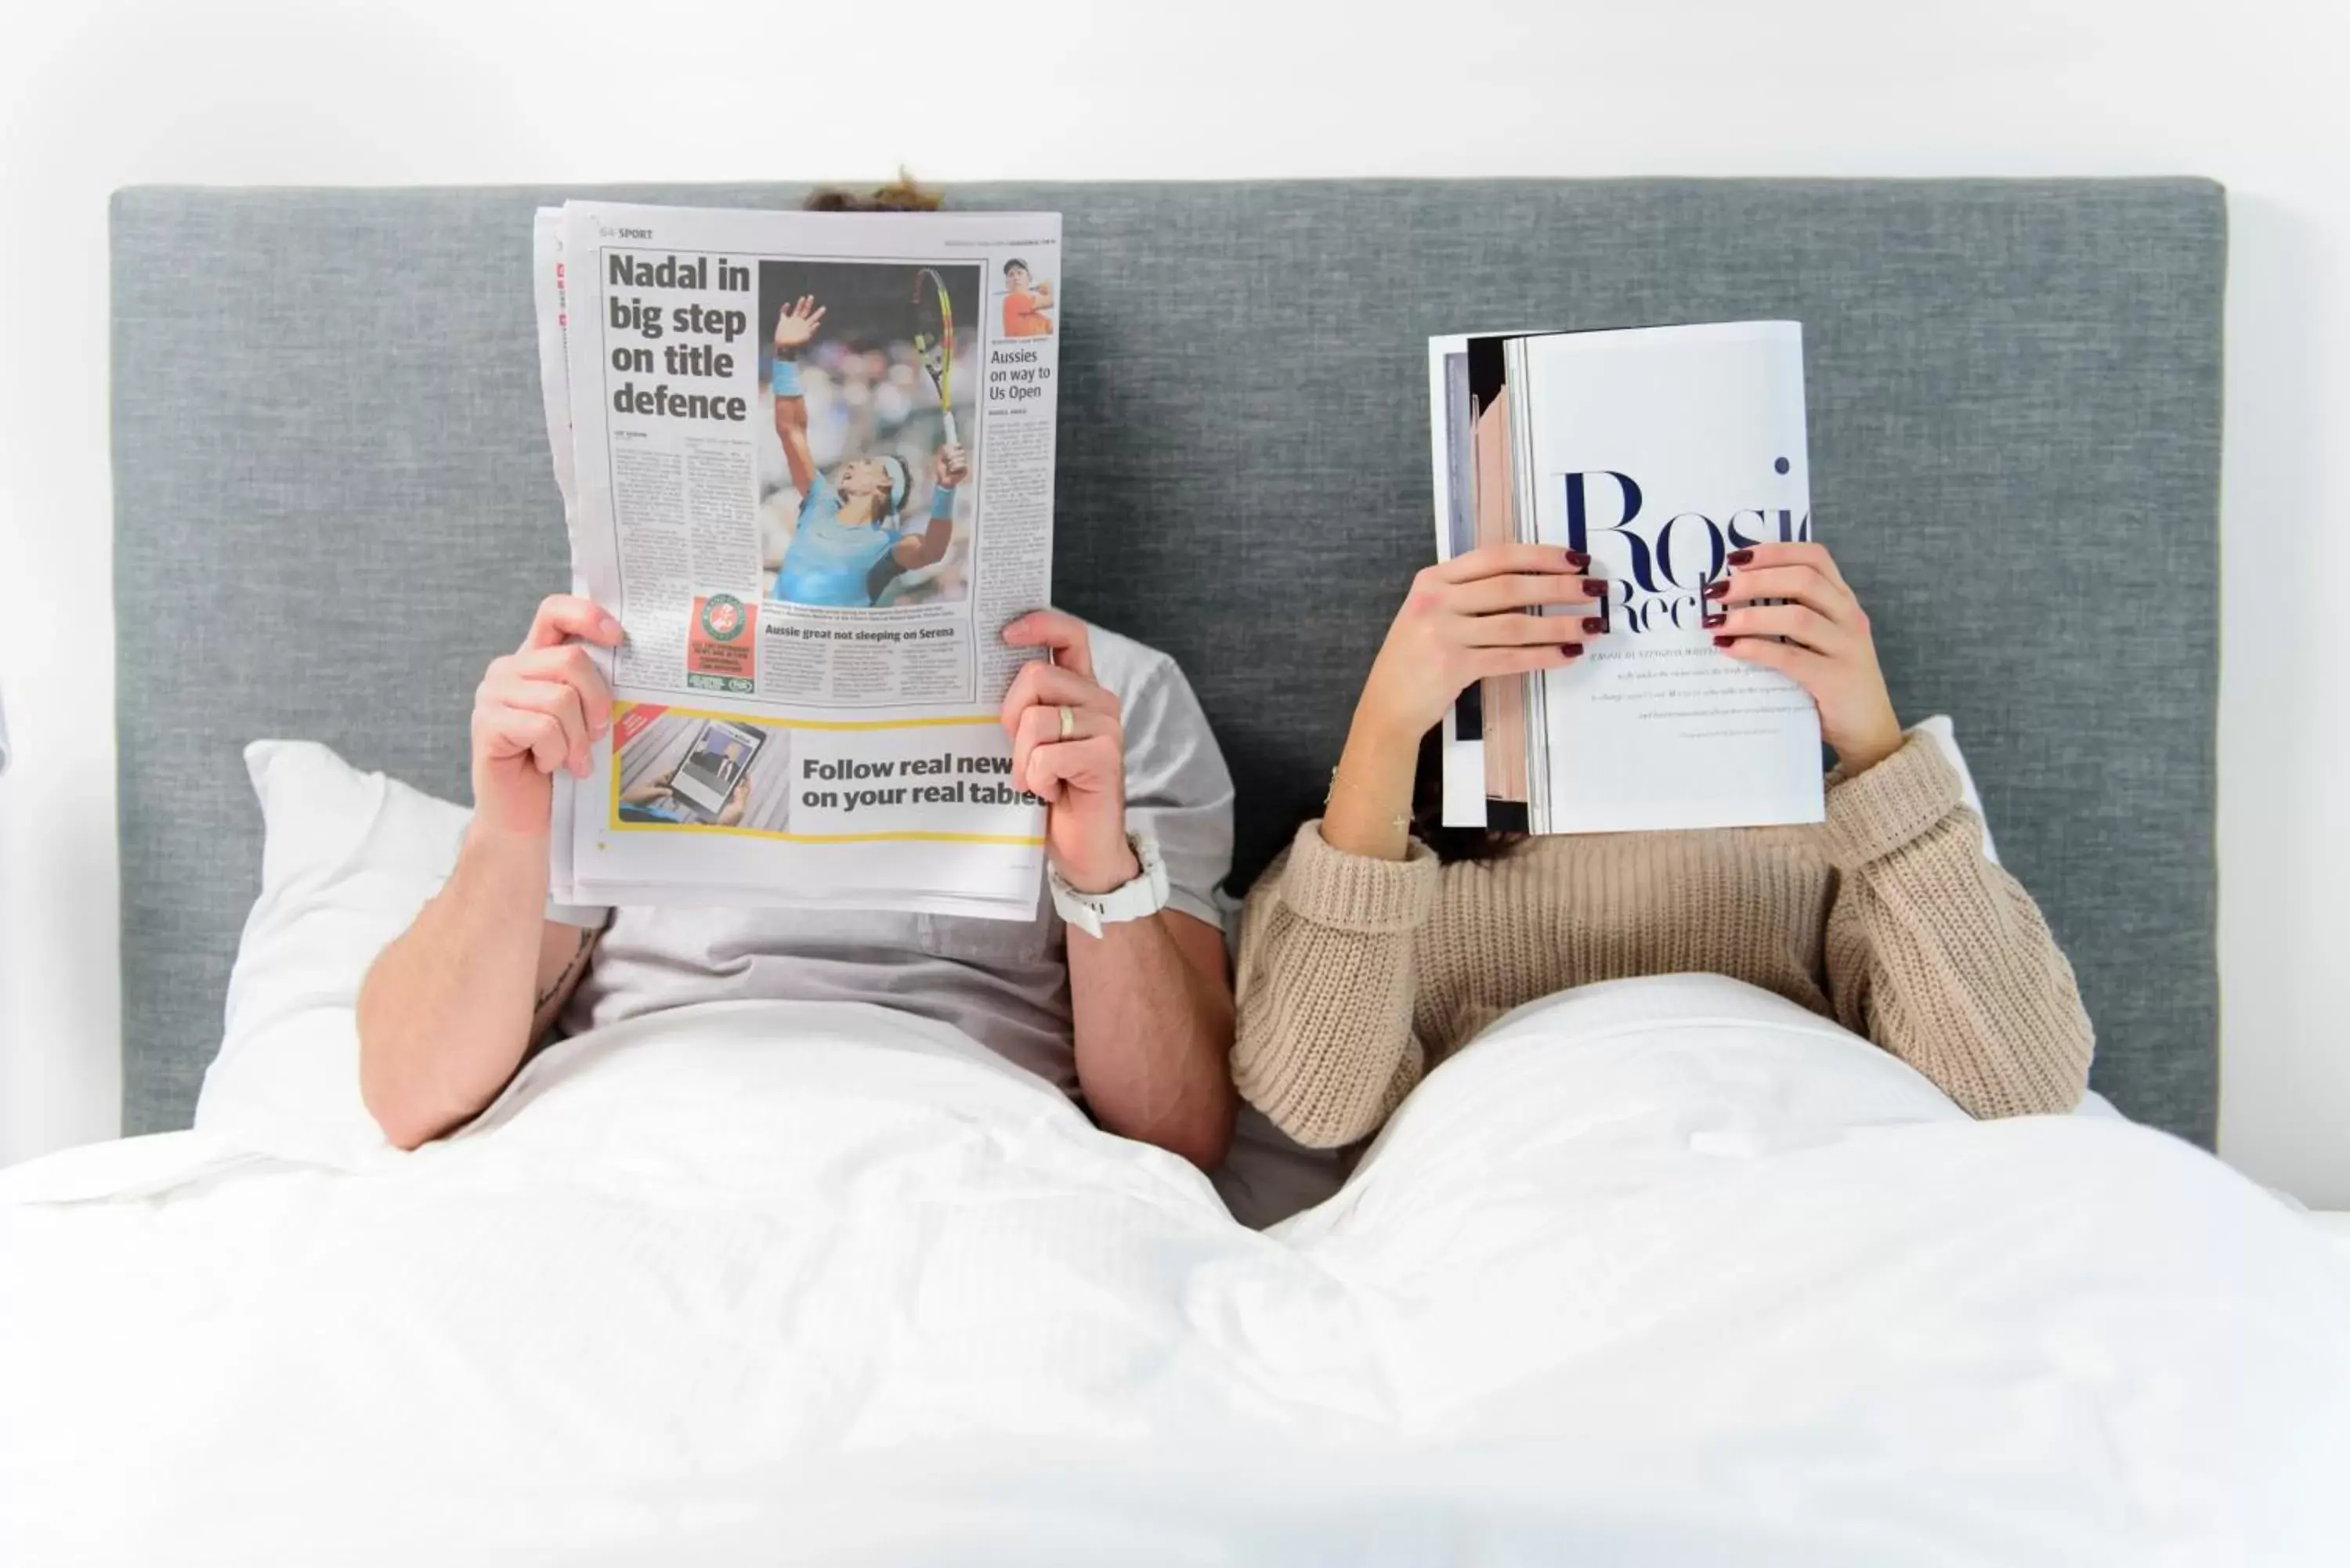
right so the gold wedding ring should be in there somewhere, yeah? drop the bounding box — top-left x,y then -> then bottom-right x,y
1057,704 -> 1076,742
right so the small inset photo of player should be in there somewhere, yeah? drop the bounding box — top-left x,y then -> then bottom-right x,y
612,707 -> 790,833
1000,257 -> 1055,338
758,259 -> 981,611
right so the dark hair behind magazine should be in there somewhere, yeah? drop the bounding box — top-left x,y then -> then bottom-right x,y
1408,728 -> 1522,866
1237,731 -> 1522,900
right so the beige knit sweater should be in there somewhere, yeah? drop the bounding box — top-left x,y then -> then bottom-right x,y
1233,732 -> 2094,1148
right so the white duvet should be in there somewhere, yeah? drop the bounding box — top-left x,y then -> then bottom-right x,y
5,975 -> 2347,1566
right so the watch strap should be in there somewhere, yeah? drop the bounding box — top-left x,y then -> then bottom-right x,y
1050,832 -> 1170,936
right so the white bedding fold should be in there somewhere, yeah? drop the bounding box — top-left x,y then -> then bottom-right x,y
5,981 -> 2345,1566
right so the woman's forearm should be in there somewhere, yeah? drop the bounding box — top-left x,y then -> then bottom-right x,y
1321,712 -> 1420,861
1821,735 -> 2094,1117
1231,833 -> 1437,1148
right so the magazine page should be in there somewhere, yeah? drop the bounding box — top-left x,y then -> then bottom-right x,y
548,201 -> 1064,913
1428,334 -> 1488,829
1431,329 -> 1560,830
1507,322 -> 1824,833
1471,349 -> 1530,817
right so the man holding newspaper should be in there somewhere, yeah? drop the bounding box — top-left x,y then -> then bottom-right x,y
358,196 -> 1238,1176
356,594 -> 1239,1170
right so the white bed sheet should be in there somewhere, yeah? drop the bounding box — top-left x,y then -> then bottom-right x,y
5,977 -> 2346,1565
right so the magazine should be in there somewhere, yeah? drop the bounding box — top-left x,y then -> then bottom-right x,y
532,201 -> 1065,916
1428,321 -> 1825,834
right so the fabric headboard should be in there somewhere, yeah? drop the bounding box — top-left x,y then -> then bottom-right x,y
112,179 -> 2225,1143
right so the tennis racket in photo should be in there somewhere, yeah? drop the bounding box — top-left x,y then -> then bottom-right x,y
912,267 -> 957,446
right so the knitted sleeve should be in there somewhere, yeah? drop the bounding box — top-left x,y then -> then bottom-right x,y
1231,820 -> 1442,1148
1819,732 -> 2095,1118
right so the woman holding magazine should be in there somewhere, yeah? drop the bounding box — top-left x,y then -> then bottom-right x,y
1231,540 -> 2094,1149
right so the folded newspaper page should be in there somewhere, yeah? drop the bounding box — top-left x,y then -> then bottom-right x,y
532,201 -> 1064,916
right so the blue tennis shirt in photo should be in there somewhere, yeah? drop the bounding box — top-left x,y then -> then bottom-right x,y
772,475 -> 905,606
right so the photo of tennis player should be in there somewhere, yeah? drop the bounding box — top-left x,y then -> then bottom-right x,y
613,708 -> 791,833
1000,258 -> 1055,338
758,259 -> 981,609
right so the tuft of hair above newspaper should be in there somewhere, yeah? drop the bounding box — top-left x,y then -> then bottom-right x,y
533,201 -> 1064,917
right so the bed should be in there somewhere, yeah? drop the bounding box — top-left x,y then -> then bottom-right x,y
108,178 -> 2223,1142
7,179 -> 2344,1563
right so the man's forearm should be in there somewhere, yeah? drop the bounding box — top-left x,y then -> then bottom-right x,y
1068,913 -> 1237,1170
356,826 -> 550,1148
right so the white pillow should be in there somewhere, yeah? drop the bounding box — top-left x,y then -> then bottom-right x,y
196,742 -> 472,1166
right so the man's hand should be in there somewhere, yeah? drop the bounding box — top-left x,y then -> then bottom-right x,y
364,595 -> 619,1150
932,442 -> 970,487
1706,541 -> 1903,775
772,294 -> 826,355
1000,610 -> 1134,894
1006,609 -> 1238,1171
472,595 -> 622,839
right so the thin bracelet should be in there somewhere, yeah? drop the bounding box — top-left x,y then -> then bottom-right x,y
1326,766 -> 1412,836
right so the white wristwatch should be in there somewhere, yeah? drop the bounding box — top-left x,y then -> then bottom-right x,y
1049,831 -> 1170,938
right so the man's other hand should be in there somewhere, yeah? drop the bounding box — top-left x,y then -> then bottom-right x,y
999,611 -> 1136,894
472,595 -> 622,839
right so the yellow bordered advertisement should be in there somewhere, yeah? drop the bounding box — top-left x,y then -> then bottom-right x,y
606,701 -> 1045,845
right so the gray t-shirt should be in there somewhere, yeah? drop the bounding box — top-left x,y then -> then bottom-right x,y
557,627 -> 1234,1098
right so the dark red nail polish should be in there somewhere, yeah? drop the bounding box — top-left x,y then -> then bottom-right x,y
1560,642 -> 1584,658
1703,612 -> 1726,628
1702,580 -> 1727,602
1713,634 -> 1735,648
1579,578 -> 1606,598
1726,548 -> 1755,566
1581,616 -> 1606,634
1564,549 -> 1589,570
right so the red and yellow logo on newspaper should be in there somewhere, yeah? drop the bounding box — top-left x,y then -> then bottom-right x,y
687,594 -> 756,694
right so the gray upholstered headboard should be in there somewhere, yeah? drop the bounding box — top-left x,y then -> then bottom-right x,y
112,179 -> 2225,1143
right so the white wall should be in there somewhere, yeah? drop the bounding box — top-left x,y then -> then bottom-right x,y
2,0 -> 2343,1201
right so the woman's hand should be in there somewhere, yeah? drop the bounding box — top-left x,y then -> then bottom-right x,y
1353,544 -> 1597,749
1323,544 -> 1597,861
1706,541 -> 1902,774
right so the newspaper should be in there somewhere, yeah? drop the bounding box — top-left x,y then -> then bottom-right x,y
531,201 -> 1065,916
